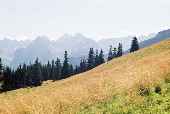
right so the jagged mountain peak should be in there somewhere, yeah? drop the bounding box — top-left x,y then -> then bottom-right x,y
33,36 -> 50,43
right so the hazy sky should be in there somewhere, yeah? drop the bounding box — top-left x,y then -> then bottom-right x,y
0,0 -> 170,41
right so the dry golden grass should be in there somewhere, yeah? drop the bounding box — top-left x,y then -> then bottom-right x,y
1,39 -> 170,114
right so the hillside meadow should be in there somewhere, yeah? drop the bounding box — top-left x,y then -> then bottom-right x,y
0,39 -> 170,114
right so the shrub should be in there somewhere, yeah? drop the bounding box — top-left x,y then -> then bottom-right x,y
138,85 -> 150,96
154,86 -> 161,94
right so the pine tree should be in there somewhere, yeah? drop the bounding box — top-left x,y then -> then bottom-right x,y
41,65 -> 47,81
108,45 -> 113,61
80,59 -> 84,72
95,49 -> 100,66
46,61 -> 51,80
130,37 -> 139,53
69,64 -> 74,76
2,67 -> 12,91
14,65 -> 20,88
80,58 -> 87,72
22,63 -> 27,87
112,47 -> 117,58
50,60 -> 56,80
26,64 -> 33,86
99,49 -> 105,65
17,64 -> 27,88
88,48 -> 95,69
74,65 -> 80,74
55,58 -> 62,80
32,58 -> 42,86
0,58 -> 3,75
117,43 -> 123,57
0,58 -> 4,89
61,51 -> 70,79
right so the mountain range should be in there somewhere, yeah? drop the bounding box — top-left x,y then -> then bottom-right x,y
0,29 -> 170,68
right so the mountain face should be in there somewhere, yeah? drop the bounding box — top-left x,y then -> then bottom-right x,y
53,33 -> 99,58
1,29 -> 170,67
10,34 -> 99,67
0,38 -> 31,65
11,36 -> 54,67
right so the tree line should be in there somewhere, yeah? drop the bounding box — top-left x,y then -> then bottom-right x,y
0,37 -> 139,92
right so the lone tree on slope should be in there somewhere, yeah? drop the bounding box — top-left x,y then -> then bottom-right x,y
130,37 -> 139,53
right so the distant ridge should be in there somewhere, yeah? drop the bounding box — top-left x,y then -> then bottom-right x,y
0,29 -> 170,67
140,29 -> 170,48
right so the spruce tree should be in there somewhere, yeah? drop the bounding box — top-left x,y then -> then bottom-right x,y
51,60 -> 55,80
15,65 -> 25,88
99,49 -> 105,65
55,58 -> 62,80
112,47 -> 117,58
0,58 -> 3,75
74,65 -> 80,74
2,67 -> 12,91
41,65 -> 48,81
80,58 -> 87,72
117,43 -> 123,57
16,64 -> 27,88
22,63 -> 27,87
95,49 -> 100,66
26,64 -> 33,86
69,64 -> 74,76
46,61 -> 51,80
88,48 -> 95,69
80,59 -> 84,72
0,58 -> 3,88
107,45 -> 113,61
61,51 -> 70,78
32,58 -> 42,86
130,37 -> 139,52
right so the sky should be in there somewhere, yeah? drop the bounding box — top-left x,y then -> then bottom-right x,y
0,0 -> 170,41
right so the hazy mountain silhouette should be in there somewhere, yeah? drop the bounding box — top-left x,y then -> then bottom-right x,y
139,29 -> 170,48
11,36 -> 53,67
0,38 -> 31,65
11,34 -> 99,67
0,29 -> 169,67
53,33 -> 99,58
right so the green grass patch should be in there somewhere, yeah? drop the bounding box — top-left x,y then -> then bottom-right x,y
77,81 -> 170,114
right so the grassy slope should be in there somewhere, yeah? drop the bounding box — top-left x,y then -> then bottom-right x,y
1,39 -> 170,114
